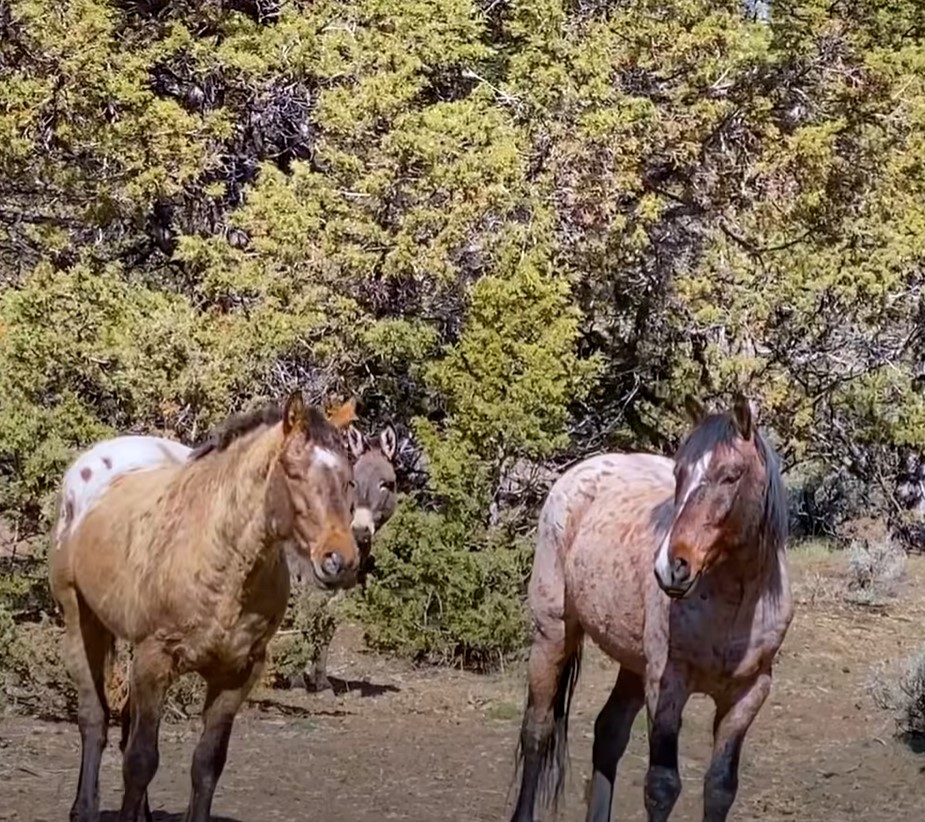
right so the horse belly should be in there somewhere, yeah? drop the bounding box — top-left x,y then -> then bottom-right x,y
565,522 -> 648,675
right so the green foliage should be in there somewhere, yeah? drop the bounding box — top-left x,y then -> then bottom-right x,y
2,0 -> 925,677
348,501 -> 532,667
268,587 -> 340,686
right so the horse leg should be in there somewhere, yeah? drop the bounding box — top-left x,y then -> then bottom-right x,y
59,588 -> 112,822
510,619 -> 582,822
308,635 -> 332,692
119,641 -> 173,822
643,664 -> 690,822
120,698 -> 152,822
702,672 -> 772,822
184,660 -> 265,822
586,668 -> 645,822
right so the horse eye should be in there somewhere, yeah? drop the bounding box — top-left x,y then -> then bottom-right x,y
380,480 -> 395,492
719,473 -> 740,485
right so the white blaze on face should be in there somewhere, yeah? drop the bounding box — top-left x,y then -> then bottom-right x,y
313,447 -> 342,469
655,449 -> 713,585
351,506 -> 375,538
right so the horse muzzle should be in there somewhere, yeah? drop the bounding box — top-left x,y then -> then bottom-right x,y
654,558 -> 700,599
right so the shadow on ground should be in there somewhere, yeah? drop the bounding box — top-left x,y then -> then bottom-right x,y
102,813 -> 242,822
321,676 -> 401,698
247,697 -> 352,718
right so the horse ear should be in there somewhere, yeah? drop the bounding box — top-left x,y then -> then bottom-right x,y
732,393 -> 758,440
283,391 -> 306,436
683,394 -> 706,424
326,398 -> 357,430
346,425 -> 367,459
379,425 -> 398,462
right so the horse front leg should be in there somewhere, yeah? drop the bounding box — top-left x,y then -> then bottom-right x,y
119,642 -> 174,822
585,667 -> 645,822
643,663 -> 691,822
703,672 -> 772,822
184,659 -> 265,822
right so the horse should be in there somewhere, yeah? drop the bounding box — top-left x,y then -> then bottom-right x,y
49,392 -> 359,822
510,394 -> 792,822
57,418 -> 400,696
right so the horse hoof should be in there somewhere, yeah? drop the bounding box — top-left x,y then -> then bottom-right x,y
305,674 -> 332,693
69,804 -> 100,822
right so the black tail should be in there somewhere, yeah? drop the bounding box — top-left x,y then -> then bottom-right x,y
512,641 -> 583,817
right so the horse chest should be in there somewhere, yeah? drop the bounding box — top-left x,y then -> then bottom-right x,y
668,596 -> 790,683
218,611 -> 278,664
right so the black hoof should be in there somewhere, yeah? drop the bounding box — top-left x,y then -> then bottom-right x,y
304,673 -> 332,693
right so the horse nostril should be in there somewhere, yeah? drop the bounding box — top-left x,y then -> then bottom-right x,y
671,557 -> 690,582
321,552 -> 345,578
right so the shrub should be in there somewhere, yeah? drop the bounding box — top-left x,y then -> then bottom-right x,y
839,517 -> 907,607
870,649 -> 925,742
348,502 -> 533,669
0,609 -> 76,719
264,587 -> 341,688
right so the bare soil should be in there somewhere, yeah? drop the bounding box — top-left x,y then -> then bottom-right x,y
2,551 -> 924,821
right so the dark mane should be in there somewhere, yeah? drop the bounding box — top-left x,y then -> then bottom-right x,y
189,402 -> 284,460
675,412 -> 788,554
189,401 -> 349,461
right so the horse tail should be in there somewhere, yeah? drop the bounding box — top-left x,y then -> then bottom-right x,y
511,636 -> 584,817
540,639 -> 583,812
50,483 -> 74,553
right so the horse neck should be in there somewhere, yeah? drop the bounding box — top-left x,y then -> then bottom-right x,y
194,425 -> 286,603
719,517 -> 786,603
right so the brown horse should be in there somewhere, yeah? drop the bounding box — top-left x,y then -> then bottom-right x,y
510,395 -> 792,822
49,392 -> 359,822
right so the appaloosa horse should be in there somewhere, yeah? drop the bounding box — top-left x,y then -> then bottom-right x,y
56,417 -> 400,695
51,393 -> 359,822
510,394 -> 792,822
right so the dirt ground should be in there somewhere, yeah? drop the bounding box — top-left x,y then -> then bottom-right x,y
2,550 -> 924,821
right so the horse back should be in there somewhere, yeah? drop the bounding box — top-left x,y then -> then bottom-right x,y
58,463 -> 190,640
528,453 -> 674,627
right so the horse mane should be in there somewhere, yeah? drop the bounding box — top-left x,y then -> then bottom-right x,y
189,400 -> 348,461
189,403 -> 284,461
676,412 -> 788,556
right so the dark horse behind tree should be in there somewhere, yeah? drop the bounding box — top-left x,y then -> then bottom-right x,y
510,394 -> 793,822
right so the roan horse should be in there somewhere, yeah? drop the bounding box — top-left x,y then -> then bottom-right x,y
57,419 -> 400,694
510,395 -> 792,822
50,392 -> 359,822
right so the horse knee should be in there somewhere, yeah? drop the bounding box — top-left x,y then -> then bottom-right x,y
77,697 -> 107,729
124,737 -> 159,786
644,765 -> 682,816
